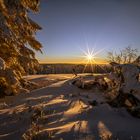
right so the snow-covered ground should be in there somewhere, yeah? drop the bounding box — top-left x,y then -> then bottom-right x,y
0,74 -> 140,140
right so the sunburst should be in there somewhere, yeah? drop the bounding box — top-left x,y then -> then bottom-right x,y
81,47 -> 105,73
81,47 -> 96,73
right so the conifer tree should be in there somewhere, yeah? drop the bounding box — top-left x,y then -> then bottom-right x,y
0,0 -> 42,95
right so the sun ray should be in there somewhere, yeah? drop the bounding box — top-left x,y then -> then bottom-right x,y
92,58 -> 107,73
80,46 -> 105,73
82,62 -> 88,73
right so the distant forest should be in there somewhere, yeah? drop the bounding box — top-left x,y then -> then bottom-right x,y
38,64 -> 111,74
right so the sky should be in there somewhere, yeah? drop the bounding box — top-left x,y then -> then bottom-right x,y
31,0 -> 140,64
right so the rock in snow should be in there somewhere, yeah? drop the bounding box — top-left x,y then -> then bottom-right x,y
110,63 -> 140,95
109,62 -> 140,118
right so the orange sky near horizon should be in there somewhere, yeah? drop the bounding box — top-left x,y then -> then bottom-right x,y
37,56 -> 108,64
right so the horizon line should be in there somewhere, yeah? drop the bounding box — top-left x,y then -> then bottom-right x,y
39,62 -> 109,65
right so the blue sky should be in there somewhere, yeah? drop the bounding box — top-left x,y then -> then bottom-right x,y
31,0 -> 140,63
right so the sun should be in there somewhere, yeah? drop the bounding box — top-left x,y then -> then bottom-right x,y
82,47 -> 96,63
80,47 -> 105,73
78,38 -> 105,73
87,54 -> 93,60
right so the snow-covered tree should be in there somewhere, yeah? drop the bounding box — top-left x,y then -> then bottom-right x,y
0,0 -> 42,95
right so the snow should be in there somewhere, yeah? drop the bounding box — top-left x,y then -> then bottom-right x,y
0,57 -> 5,70
0,74 -> 140,140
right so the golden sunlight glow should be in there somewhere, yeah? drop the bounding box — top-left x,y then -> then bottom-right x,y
81,47 -> 96,73
87,54 -> 93,60
83,48 -> 96,62
81,47 -> 105,73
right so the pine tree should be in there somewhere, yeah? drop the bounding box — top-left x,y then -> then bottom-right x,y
0,0 -> 42,96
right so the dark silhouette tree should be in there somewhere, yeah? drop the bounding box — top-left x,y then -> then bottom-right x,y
107,46 -> 138,64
